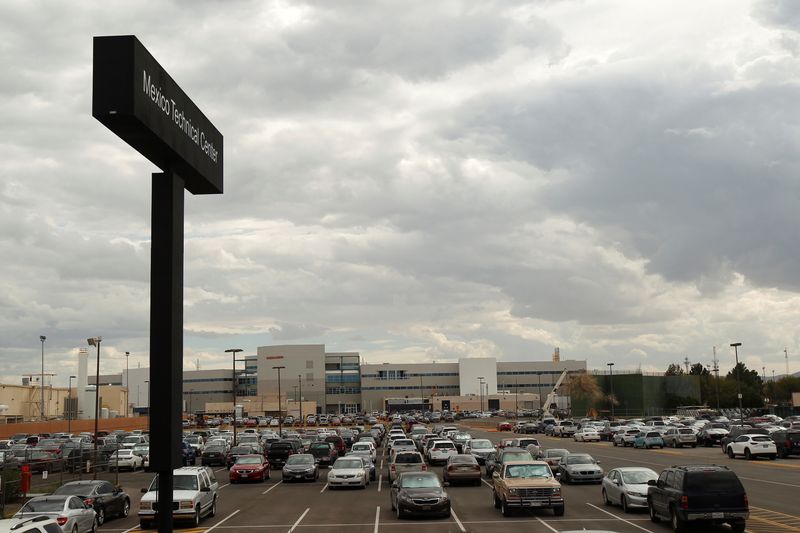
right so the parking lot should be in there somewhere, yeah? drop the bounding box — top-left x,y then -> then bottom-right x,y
83,422 -> 800,533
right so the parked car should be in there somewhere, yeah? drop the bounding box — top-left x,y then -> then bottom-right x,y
720,427 -> 768,452
308,442 -> 337,467
725,434 -> 777,460
229,454 -> 270,483
463,439 -> 494,464
491,460 -> 564,517
647,464 -> 747,533
282,453 -> 319,482
390,472 -> 451,519
200,445 -> 227,466
387,450 -> 426,482
613,429 -> 641,447
539,448 -> 569,473
633,431 -> 664,449
328,456 -> 369,489
427,440 -> 458,465
772,429 -> 800,458
12,496 -> 96,532
486,447 -> 534,478
574,428 -> 601,442
601,467 -> 657,513
697,423 -> 729,447
662,427 -> 698,448
442,454 -> 481,485
557,453 -> 603,484
226,445 -> 259,469
138,466 -> 218,529
53,480 -> 130,526
108,449 -> 143,472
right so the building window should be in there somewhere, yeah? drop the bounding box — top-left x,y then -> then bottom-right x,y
306,373 -> 315,382
377,370 -> 407,380
306,360 -> 314,369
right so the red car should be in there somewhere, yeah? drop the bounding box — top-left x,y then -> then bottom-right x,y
497,422 -> 513,432
229,454 -> 270,483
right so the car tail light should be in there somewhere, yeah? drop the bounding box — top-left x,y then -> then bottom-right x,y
680,496 -> 688,510
473,465 -> 480,471
57,516 -> 68,526
390,464 -> 396,471
84,498 -> 94,506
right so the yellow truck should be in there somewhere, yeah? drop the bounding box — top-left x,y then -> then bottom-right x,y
491,460 -> 565,517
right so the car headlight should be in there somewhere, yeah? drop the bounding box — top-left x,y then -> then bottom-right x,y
508,488 -> 518,496
552,487 -> 561,496
140,502 -> 152,510
179,501 -> 194,509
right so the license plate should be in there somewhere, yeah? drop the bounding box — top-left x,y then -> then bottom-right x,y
422,505 -> 431,511
712,512 -> 724,519
241,474 -> 248,477
762,445 -> 769,448
295,474 -> 301,478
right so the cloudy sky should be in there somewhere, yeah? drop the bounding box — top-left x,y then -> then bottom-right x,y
2,0 -> 799,386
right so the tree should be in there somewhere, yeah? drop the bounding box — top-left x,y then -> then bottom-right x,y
568,373 -> 604,403
665,363 -> 684,376
689,363 -> 709,376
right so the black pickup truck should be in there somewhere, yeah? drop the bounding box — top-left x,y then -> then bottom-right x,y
647,464 -> 747,533
266,440 -> 297,469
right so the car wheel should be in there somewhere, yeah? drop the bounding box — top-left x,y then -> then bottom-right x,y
501,497 -> 512,517
602,488 -> 611,506
493,490 -> 501,509
210,497 -> 217,517
122,499 -> 130,517
671,506 -> 687,533
613,440 -> 617,447
744,448 -> 752,460
727,447 -> 735,459
72,526 -> 78,533
730,519 -> 746,533
621,495 -> 629,513
139,521 -> 151,530
769,454 -> 776,460
648,501 -> 660,523
396,503 -> 403,519
193,506 -> 201,527
90,517 -> 98,533
553,505 -> 565,516
96,506 -> 105,525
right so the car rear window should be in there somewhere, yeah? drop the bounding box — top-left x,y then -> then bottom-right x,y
394,453 -> 422,464
272,443 -> 293,450
751,436 -> 772,442
679,429 -> 693,434
433,442 -> 455,449
685,470 -> 743,492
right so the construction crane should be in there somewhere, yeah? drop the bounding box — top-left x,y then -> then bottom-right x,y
541,368 -> 569,418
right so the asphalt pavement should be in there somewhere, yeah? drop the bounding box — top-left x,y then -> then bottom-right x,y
91,422 -> 800,533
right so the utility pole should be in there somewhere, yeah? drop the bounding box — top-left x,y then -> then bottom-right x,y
478,377 -> 485,413
712,346 -> 720,410
273,366 -> 285,436
419,374 -> 424,412
298,374 -> 303,427
40,336 -> 46,421
786,348 -> 790,377
607,363 -> 615,419
515,377 -> 518,416
731,343 -> 743,423
125,351 -> 130,416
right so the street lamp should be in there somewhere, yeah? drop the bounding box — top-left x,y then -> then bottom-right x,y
419,374 -> 424,412
478,377 -> 485,413
125,351 -> 130,416
273,366 -> 286,436
67,375 -> 76,433
731,343 -> 743,423
87,336 -> 102,478
40,335 -> 46,421
607,363 -> 615,419
225,348 -> 243,445
298,374 -> 303,427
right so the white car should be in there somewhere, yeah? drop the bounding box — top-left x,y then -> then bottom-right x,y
726,434 -> 777,460
109,449 -> 143,471
350,442 -> 376,461
427,440 -> 458,465
328,456 -> 369,488
574,428 -> 601,442
11,496 -> 96,532
138,466 -> 219,528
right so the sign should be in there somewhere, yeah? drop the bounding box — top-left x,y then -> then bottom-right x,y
266,356 -> 284,360
92,35 -> 223,194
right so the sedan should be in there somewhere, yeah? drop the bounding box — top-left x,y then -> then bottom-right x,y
282,454 -> 319,482
557,453 -> 603,484
328,456 -> 369,489
574,428 -> 601,442
601,467 -> 657,512
53,480 -> 130,526
13,495 -> 96,532
108,449 -> 143,471
229,454 -> 270,483
390,471 -> 451,519
201,445 -> 227,466
442,454 -> 481,486
539,448 -> 570,473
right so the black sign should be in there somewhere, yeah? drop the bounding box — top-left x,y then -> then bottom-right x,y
92,35 -> 223,194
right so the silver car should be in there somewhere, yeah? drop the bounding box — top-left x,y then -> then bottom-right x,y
13,495 -> 97,532
601,467 -> 658,512
556,453 -> 603,484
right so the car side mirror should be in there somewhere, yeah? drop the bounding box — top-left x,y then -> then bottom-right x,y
555,472 -> 561,479
492,472 -> 500,479
647,479 -> 656,486
596,461 -> 601,465
201,486 -> 211,492
140,488 -> 148,493
442,481 -> 450,487
613,479 -> 620,485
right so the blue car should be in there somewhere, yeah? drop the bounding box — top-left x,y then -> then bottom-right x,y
633,431 -> 664,449
180,440 -> 197,465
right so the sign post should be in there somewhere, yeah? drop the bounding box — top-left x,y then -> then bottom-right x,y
93,35 -> 223,533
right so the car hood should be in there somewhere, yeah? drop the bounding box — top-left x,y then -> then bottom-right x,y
330,468 -> 364,476
141,490 -> 198,503
399,488 -> 446,499
231,464 -> 263,471
504,478 -> 559,488
565,464 -> 600,471
284,464 -> 315,471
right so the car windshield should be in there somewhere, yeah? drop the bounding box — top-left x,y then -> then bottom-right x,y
506,464 -> 551,478
123,436 -> 141,443
434,442 -> 455,449
150,474 -> 198,491
566,455 -> 593,465
37,440 -> 58,446
236,456 -> 262,465
470,440 -> 492,449
450,455 -> 476,464
621,470 -> 657,484
352,444 -> 370,451
400,474 -> 441,488
20,498 -> 66,512
334,459 -> 363,469
287,455 -> 314,465
679,429 -> 693,434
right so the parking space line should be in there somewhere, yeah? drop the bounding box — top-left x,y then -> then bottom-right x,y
120,526 -> 140,533
262,480 -> 282,494
481,479 -> 493,489
320,482 -> 328,493
378,474 -> 383,492
288,507 -> 310,533
205,509 -> 240,532
451,508 -> 466,532
535,516 -> 559,532
374,506 -> 380,533
218,482 -> 230,490
587,503 -> 654,533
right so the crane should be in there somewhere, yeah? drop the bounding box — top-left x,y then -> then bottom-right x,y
541,368 -> 569,419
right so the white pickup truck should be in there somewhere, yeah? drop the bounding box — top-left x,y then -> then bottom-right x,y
138,466 -> 218,529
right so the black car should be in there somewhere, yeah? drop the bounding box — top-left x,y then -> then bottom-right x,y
201,445 -> 227,466
282,453 -> 319,482
267,440 -> 298,469
647,464 -> 747,533
772,430 -> 800,458
390,471 -> 451,519
53,480 -> 130,526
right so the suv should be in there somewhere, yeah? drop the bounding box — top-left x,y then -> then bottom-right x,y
492,460 -> 564,517
773,429 -> 800,458
138,466 -> 218,529
662,428 -> 697,448
647,465 -> 747,533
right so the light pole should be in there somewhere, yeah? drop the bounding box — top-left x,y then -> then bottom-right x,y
340,355 -> 344,415
298,374 -> 303,427
419,374 -> 424,412
273,366 -> 286,436
607,363 -> 615,419
515,377 -> 519,416
537,373 -> 542,411
225,348 -> 243,445
478,377 -> 485,413
731,342 -> 743,423
40,336 -> 46,421
87,336 -> 102,479
68,375 -> 76,434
